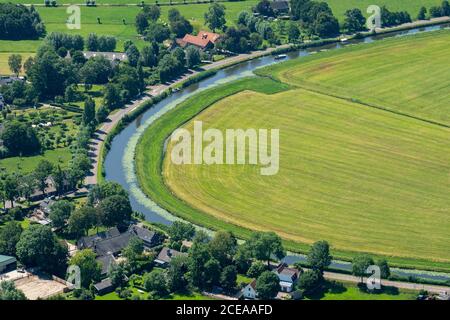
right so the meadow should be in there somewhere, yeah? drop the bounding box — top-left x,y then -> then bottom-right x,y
136,30 -> 450,272
257,30 -> 450,126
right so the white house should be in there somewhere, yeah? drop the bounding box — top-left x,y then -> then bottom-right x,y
242,279 -> 257,299
274,263 -> 301,293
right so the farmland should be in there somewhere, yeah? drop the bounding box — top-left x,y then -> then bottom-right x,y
136,30 -> 450,271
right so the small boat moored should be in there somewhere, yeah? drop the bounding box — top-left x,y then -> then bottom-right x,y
274,54 -> 287,60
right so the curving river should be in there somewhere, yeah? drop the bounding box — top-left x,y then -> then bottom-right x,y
104,23 -> 450,282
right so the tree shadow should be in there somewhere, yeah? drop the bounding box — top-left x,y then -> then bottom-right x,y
357,283 -> 400,296
304,280 -> 347,300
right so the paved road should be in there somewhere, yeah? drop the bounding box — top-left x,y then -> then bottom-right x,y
84,45 -> 290,186
323,271 -> 450,294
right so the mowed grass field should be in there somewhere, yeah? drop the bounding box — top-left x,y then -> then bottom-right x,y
258,30 -> 450,126
136,30 -> 450,271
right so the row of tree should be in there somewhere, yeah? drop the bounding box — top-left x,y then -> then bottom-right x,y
0,4 -> 45,40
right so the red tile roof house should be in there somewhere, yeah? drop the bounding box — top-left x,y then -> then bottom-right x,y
176,30 -> 221,50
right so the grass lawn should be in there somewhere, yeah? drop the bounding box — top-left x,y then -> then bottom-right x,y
0,52 -> 34,75
307,280 -> 417,300
258,30 -> 450,126
0,148 -> 72,174
136,30 -> 450,272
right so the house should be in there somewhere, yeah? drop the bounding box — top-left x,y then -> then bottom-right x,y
154,247 -> 187,267
93,278 -> 114,295
77,225 -> 161,274
83,51 -> 128,62
29,198 -> 54,226
0,76 -> 23,86
274,263 -> 301,293
241,279 -> 257,299
0,255 -> 17,274
270,0 -> 290,16
176,30 -> 221,50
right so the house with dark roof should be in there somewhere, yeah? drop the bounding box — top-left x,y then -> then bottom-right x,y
77,225 -> 161,274
154,247 -> 187,267
270,0 -> 290,16
83,51 -> 128,62
0,255 -> 17,274
274,263 -> 301,293
176,30 -> 221,50
93,278 -> 114,295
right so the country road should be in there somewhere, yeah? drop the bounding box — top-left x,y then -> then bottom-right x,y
323,271 -> 450,294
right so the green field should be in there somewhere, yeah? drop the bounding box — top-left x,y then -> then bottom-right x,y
0,148 -> 72,174
136,30 -> 450,272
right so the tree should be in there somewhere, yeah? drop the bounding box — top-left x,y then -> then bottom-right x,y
377,259 -> 391,279
16,224 -> 68,275
352,255 -> 374,283
247,231 -> 285,267
87,33 -> 99,51
298,269 -> 321,294
307,240 -> 332,274
208,230 -> 237,267
96,105 -> 109,123
80,56 -> 112,85
126,44 -> 140,67
145,22 -> 170,43
167,255 -> 189,292
343,8 -> 367,33
87,181 -> 128,205
0,221 -> 22,257
287,23 -> 300,43
417,6 -> 427,20
98,195 -> 132,228
68,206 -> 98,237
103,83 -> 122,110
204,258 -> 221,288
143,4 -> 160,21
313,12 -> 340,38
82,97 -> 96,126
0,3 -> 45,40
0,281 -> 26,300
143,269 -> 167,297
8,54 -> 22,76
23,56 -> 35,74
1,121 -> 41,156
204,3 -> 226,32
135,12 -> 149,35
187,240 -> 210,288
255,271 -> 279,299
49,200 -> 74,229
186,46 -> 201,68
220,265 -> 237,292
141,45 -> 158,67
122,237 -> 144,273
234,244 -> 252,274
442,1 -> 450,16
168,221 -> 195,242
246,261 -> 267,278
69,249 -> 102,288
33,160 -> 54,195
255,0 -> 274,17
3,174 -> 19,208
109,262 -> 127,288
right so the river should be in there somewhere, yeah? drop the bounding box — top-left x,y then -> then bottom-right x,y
104,23 -> 450,282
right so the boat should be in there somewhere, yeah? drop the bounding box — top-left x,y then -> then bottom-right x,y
274,54 -> 287,60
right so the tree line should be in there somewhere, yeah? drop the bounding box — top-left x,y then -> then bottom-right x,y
0,4 -> 45,40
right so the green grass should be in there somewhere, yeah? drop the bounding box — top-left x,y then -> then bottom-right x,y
306,281 -> 417,300
0,148 -> 72,174
136,31 -> 450,272
258,30 -> 450,126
